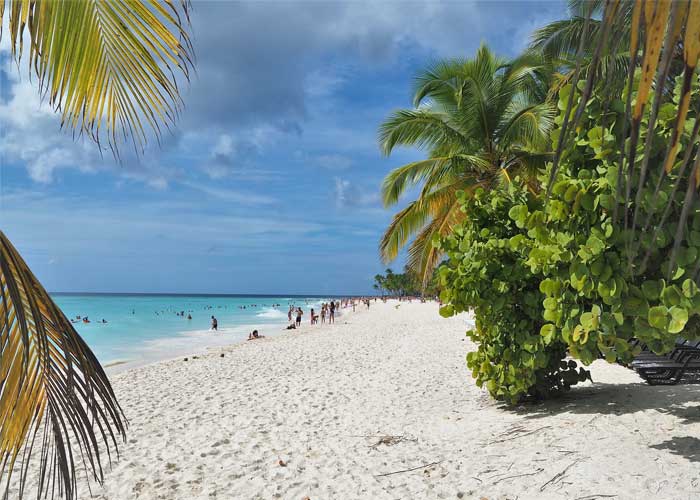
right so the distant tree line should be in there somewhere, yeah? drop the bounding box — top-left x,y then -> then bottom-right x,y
373,266 -> 440,297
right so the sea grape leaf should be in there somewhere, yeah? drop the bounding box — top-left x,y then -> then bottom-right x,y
648,306 -> 669,330
661,285 -> 683,308
668,306 -> 689,334
642,280 -> 663,300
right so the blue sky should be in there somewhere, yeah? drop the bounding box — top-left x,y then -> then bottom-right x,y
0,1 -> 567,295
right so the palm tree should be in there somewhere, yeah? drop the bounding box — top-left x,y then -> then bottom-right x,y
531,1 -> 681,100
530,0 -> 634,95
549,0 -> 700,278
0,2 -> 193,499
378,44 -> 556,286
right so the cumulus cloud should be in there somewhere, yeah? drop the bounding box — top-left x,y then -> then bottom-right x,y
334,176 -> 380,208
0,64 -> 103,183
197,129 -> 280,179
180,0 -> 566,136
1,1 -> 566,188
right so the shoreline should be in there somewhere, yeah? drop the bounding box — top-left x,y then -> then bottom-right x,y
20,300 -> 700,500
103,304 -> 354,374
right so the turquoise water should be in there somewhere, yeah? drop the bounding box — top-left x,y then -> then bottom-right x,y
52,294 -> 333,368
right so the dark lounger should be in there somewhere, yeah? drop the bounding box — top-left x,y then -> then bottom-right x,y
631,339 -> 700,385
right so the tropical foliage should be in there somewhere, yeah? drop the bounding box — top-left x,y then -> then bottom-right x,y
373,267 -> 440,297
378,44 -> 556,287
0,1 -> 193,498
438,186 -> 590,403
0,232 -> 127,499
440,78 -> 700,402
437,0 -> 700,403
1,0 -> 194,155
530,0 -> 636,97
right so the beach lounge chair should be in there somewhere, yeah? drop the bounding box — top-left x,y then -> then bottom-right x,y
631,340 -> 700,385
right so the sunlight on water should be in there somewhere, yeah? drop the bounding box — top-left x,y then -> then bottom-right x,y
53,294 -> 334,367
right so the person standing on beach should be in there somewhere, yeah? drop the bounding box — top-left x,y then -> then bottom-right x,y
288,305 -> 293,322
321,304 -> 326,324
329,301 -> 335,324
296,307 -> 303,326
211,315 -> 218,331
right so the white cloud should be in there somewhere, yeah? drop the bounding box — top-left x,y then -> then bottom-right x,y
1,188 -> 322,259
0,64 -> 104,183
0,1 -> 566,188
317,154 -> 353,170
178,180 -> 276,205
195,129 -> 282,180
334,176 -> 379,208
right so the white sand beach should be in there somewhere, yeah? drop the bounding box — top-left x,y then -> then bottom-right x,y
52,301 -> 700,499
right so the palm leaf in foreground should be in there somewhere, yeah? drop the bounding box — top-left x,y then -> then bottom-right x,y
0,0 -> 194,155
0,231 -> 127,500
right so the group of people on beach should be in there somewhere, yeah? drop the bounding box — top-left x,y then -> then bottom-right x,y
130,298 -> 374,338
286,301 -> 339,329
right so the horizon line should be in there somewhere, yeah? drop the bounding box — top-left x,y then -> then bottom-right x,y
49,291 -> 368,298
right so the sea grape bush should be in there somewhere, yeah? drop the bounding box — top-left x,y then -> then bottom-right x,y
439,76 -> 700,403
438,186 -> 589,403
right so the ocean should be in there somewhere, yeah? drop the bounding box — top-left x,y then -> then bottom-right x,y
52,294 -> 335,370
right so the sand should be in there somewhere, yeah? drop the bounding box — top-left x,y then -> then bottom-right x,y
24,301 -> 700,499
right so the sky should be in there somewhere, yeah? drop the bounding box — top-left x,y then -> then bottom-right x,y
0,1 -> 567,295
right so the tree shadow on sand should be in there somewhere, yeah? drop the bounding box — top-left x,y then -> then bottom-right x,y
650,436 -> 700,462
497,379 -> 700,462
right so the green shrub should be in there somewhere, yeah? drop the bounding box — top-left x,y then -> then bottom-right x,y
440,76 -> 700,403
439,186 -> 590,404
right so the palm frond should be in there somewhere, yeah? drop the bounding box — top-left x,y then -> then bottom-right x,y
416,154 -> 489,202
381,157 -> 450,207
498,101 -> 556,151
407,198 -> 465,288
379,201 -> 432,264
530,17 -> 603,63
0,231 -> 127,500
379,43 -> 554,278
378,109 -> 467,155
412,58 -> 469,107
1,0 -> 193,155
500,51 -> 554,104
